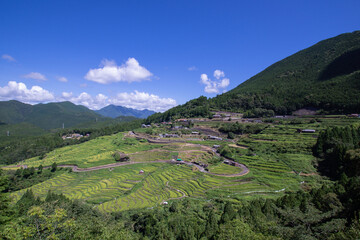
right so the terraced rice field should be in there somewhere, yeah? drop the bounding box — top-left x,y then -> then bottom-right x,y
208,163 -> 243,175
19,133 -> 164,168
10,161 -> 257,212
9,122 -> 325,212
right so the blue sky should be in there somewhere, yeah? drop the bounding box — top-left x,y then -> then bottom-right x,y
0,0 -> 359,111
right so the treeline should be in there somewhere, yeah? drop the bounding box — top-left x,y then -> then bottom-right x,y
4,165 -> 61,192
0,120 -> 142,165
145,96 -> 211,123
313,125 -> 360,179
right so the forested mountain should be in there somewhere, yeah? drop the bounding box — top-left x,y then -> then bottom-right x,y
0,100 -> 104,130
96,104 -> 156,119
146,31 -> 360,123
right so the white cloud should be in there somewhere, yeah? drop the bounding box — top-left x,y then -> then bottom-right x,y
109,91 -> 177,112
0,81 -> 176,112
219,78 -> 230,88
62,92 -> 73,98
84,58 -> 153,84
23,72 -> 47,81
200,70 -> 230,94
0,81 -> 54,103
188,66 -> 197,71
57,76 -> 68,82
60,90 -> 176,112
214,70 -> 225,79
2,54 -> 16,62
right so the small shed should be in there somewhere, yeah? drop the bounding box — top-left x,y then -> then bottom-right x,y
139,170 -> 144,174
177,158 -> 182,162
301,129 -> 316,133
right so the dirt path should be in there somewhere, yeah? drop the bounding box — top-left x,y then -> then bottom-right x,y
161,181 -> 187,204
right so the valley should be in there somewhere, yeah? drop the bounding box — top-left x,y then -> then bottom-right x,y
5,114 -> 355,213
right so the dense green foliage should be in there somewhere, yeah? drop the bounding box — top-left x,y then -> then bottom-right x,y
4,167 -> 63,192
314,125 -> 360,178
96,104 -> 155,119
0,100 -> 105,130
145,96 -> 210,123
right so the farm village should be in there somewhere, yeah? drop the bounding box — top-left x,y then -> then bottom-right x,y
4,111 -> 356,214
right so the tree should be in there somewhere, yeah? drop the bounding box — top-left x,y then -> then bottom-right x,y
38,164 -> 43,174
0,169 -> 12,227
51,162 -> 57,172
220,202 -> 236,223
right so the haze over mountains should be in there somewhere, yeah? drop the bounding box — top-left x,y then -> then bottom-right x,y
95,104 -> 155,119
0,100 -> 152,131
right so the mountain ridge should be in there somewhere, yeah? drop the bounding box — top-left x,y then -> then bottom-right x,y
95,104 -> 156,119
0,100 -> 104,130
146,31 -> 360,123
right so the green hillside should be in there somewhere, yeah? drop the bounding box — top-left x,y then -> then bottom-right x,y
146,31 -> 360,123
214,30 -> 360,114
0,100 -> 105,130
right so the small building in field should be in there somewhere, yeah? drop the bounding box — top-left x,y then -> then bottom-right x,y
139,170 -> 144,174
162,201 -> 168,205
208,135 -> 223,141
298,129 -> 316,133
212,114 -> 222,118
213,145 -> 221,148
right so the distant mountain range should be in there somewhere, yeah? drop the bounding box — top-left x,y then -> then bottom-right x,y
0,100 -> 155,132
146,31 -> 360,122
0,100 -> 103,130
95,104 -> 156,119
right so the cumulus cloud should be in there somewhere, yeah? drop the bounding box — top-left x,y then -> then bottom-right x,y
200,70 -> 230,94
214,70 -> 225,79
23,72 -> 47,81
84,58 -> 153,84
188,66 -> 197,71
0,81 -> 176,112
60,90 -> 176,112
60,92 -> 108,110
2,54 -> 16,62
0,81 -> 54,103
57,76 -> 68,82
109,91 -> 177,112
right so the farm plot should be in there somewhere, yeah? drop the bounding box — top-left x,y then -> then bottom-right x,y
19,133 -> 163,168
97,164 -> 244,212
208,163 -> 243,175
10,163 -> 162,204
